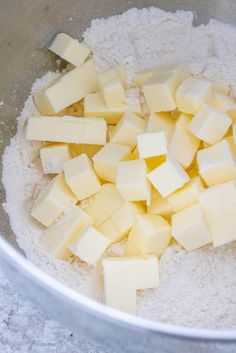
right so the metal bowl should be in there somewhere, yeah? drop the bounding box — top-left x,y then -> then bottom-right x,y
1,1 -> 236,352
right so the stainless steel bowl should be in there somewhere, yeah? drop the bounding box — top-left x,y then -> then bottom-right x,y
1,1 -> 236,352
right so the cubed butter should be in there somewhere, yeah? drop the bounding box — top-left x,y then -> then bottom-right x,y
125,214 -> 171,257
110,112 -> 146,149
63,154 -> 101,200
176,78 -> 212,115
49,33 -> 91,67
188,105 -> 232,145
147,188 -> 173,217
98,65 -> 127,88
100,78 -> 126,108
40,143 -> 71,174
172,204 -> 212,251
34,59 -> 98,115
26,116 -> 107,145
147,155 -> 190,197
212,93 -> 236,120
137,131 -> 168,159
103,255 -> 159,314
145,112 -> 175,144
92,143 -> 132,183
206,78 -> 230,95
169,114 -> 200,168
31,173 -> 77,227
41,205 -> 93,260
197,139 -> 236,186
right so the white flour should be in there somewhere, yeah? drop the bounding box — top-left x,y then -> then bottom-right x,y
3,7 -> 236,330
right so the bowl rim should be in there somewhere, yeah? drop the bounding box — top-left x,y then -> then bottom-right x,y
1,236 -> 236,342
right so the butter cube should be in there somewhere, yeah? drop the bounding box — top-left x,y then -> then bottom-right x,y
188,106 -> 232,145
98,202 -> 144,243
34,59 -> 98,115
169,114 -> 200,168
70,144 -> 102,158
212,93 -> 236,120
49,33 -> 91,67
199,180 -> 236,246
172,204 -> 212,251
110,112 -> 146,149
31,174 -> 76,227
206,78 -> 230,95
103,256 -> 159,314
100,78 -> 126,108
68,226 -> 110,264
98,65 -> 127,88
145,112 -> 175,143
147,188 -> 173,217
137,131 -> 167,159
41,205 -> 93,260
63,154 -> 101,200
26,116 -> 107,145
147,155 -> 190,197
80,184 -> 124,227
197,139 -> 236,186
84,93 -> 142,125
116,159 -> 151,202
167,176 -> 204,213
125,214 -> 171,257
92,143 -> 131,183
176,78 -> 212,115
40,143 -> 71,174
135,67 -> 157,86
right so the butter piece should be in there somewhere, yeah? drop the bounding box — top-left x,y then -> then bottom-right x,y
84,93 -> 142,124
125,214 -> 171,257
137,131 -> 168,159
31,174 -> 77,227
199,180 -> 236,246
147,155 -> 190,197
167,176 -> 204,213
63,154 -> 101,201
100,78 -> 126,108
188,105 -> 232,145
34,59 -> 98,115
49,33 -> 91,67
41,205 -> 93,260
40,143 -> 71,174
172,204 -> 212,251
70,144 -> 102,158
147,188 -> 173,217
145,112 -> 175,143
176,78 -> 212,115
206,78 -> 230,95
98,65 -> 127,88
110,112 -> 146,149
169,114 -> 200,168
26,116 -> 107,145
103,256 -> 159,314
135,67 -> 157,86
80,184 -> 124,227
92,143 -> 132,183
212,93 -> 236,120
98,202 -> 144,243
197,139 -> 236,186
116,159 -> 151,203
68,226 -> 110,264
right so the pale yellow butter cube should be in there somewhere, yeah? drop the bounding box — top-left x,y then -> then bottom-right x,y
101,78 -> 126,108
135,67 -> 157,86
167,176 -> 204,213
68,226 -> 110,265
169,114 -> 200,168
172,204 -> 212,251
40,143 -> 71,174
34,59 -> 98,115
116,159 -> 151,202
206,78 -> 230,95
103,256 -> 159,314
41,205 -> 93,260
212,93 -> 236,120
98,65 -> 127,88
147,155 -> 190,197
145,112 -> 175,143
98,202 -> 144,243
26,116 -> 107,145
84,93 -> 142,125
137,131 -> 167,159
125,214 -> 171,257
63,154 -> 101,200
92,143 -> 131,183
199,180 -> 236,246
188,105 -> 232,145
80,184 -> 124,227
197,139 -> 236,186
147,188 -> 173,217
31,173 -> 77,227
49,33 -> 91,67
176,78 -> 212,115
110,112 -> 146,149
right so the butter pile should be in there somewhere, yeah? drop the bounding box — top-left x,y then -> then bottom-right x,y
26,32 -> 236,315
